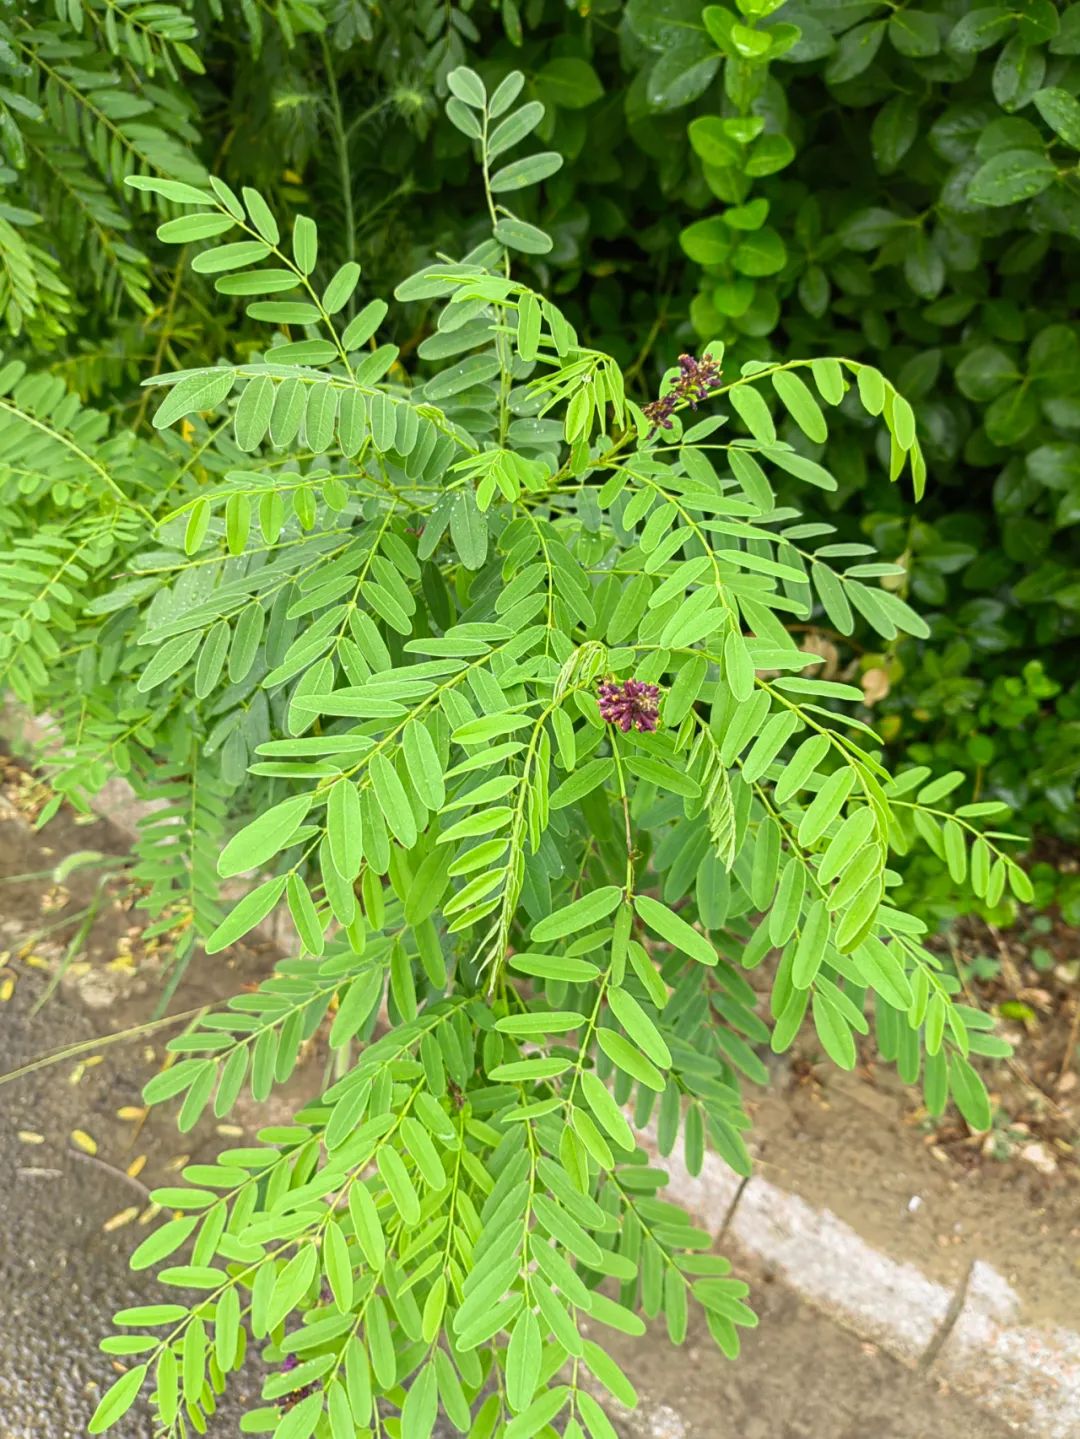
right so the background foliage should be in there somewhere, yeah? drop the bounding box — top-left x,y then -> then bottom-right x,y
2,0 -> 1078,926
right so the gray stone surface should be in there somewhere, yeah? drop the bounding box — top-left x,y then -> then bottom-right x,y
728,1175 -> 953,1367
931,1260 -> 1080,1439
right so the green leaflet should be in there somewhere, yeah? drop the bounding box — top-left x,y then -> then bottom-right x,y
129,1217 -> 199,1271
727,385 -> 775,444
505,1310 -> 542,1413
287,872 -> 324,954
531,887 -> 622,941
768,857 -> 805,948
88,1365 -> 149,1434
607,985 -> 671,1067
741,710 -> 799,784
625,754 -> 700,798
792,900 -> 829,989
369,753 -> 417,847
775,734 -> 830,805
948,1054 -> 992,1132
233,374 -> 274,451
596,1028 -> 665,1091
510,952 -> 600,982
496,1010 -> 586,1035
634,895 -> 716,967
267,1246 -> 317,1334
322,261 -> 361,314
153,370 -> 234,430
771,370 -> 827,443
402,719 -> 445,811
549,757 -> 613,809
400,1361 -> 438,1436
723,627 -> 756,703
812,991 -> 857,1070
818,806 -> 877,885
378,1147 -> 420,1225
797,768 -> 857,848
348,1183 -> 385,1270
137,631 -> 200,691
218,794 -> 313,878
517,290 -> 542,361
327,779 -> 363,881
578,1069 -> 636,1151
449,490 -> 489,570
811,563 -> 853,635
204,875 -> 287,953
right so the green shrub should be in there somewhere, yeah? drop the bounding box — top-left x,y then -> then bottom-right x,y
70,67 -> 1024,1438
0,2 -> 497,364
626,0 -> 1080,862
612,0 -> 1080,893
3,1 -> 1077,874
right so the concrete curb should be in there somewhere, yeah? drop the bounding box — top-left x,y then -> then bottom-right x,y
934,1261 -> 1080,1438
646,1140 -> 1078,1439
10,719 -> 1078,1438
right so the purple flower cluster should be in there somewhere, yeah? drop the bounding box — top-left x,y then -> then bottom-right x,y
278,1353 -> 317,1412
597,678 -> 661,733
643,352 -> 723,430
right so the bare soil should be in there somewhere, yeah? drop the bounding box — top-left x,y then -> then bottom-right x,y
747,1059 -> 1080,1331
595,1282 -> 1016,1439
944,909 -> 1080,1165
735,909 -> 1080,1331
0,791 -> 271,1436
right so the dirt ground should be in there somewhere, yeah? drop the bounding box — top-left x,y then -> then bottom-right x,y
595,1284 -> 1016,1439
746,1062 -> 1080,1332
0,768 -> 1058,1437
943,907 -> 1080,1168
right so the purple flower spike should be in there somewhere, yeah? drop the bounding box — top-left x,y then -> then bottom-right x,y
278,1350 -> 319,1413
642,392 -> 678,430
643,352 -> 723,430
597,678 -> 661,733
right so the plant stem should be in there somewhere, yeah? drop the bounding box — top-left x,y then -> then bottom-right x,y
322,36 -> 356,267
